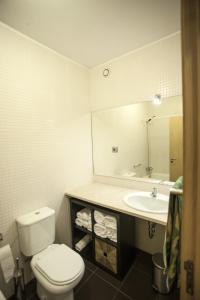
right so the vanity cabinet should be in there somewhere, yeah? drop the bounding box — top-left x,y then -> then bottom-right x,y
69,197 -> 135,279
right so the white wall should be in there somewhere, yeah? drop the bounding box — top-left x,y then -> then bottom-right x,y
0,23 -> 93,297
89,32 -> 181,111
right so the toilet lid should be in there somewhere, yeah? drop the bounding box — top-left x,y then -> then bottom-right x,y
34,244 -> 84,285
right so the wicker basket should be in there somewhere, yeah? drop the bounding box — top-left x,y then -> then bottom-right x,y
95,238 -> 117,274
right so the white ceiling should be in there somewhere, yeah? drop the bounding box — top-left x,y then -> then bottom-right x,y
0,0 -> 180,67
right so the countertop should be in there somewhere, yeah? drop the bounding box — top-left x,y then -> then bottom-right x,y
65,182 -> 168,225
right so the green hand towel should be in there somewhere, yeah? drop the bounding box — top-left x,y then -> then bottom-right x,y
163,176 -> 183,289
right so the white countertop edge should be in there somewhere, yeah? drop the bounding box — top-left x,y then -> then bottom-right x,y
65,184 -> 167,226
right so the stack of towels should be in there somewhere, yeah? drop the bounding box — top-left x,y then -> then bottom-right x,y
75,208 -> 92,231
94,210 -> 117,243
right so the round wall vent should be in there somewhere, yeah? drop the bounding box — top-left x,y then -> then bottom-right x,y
103,68 -> 110,77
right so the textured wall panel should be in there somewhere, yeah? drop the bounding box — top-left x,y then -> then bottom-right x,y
89,33 -> 182,111
0,23 -> 92,297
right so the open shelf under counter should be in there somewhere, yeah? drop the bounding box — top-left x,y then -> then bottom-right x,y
69,197 -> 135,279
74,224 -> 92,235
74,241 -> 93,261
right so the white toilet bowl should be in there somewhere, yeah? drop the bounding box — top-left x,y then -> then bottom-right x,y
31,244 -> 85,300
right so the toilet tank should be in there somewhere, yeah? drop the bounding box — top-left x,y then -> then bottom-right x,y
16,207 -> 55,256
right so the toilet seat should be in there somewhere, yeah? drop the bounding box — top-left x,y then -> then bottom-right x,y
34,244 -> 83,285
31,244 -> 85,295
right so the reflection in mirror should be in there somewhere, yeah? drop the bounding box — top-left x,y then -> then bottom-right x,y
92,96 -> 183,182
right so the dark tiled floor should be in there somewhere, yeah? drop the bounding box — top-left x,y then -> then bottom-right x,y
9,279 -> 39,300
17,250 -> 179,300
75,249 -> 179,300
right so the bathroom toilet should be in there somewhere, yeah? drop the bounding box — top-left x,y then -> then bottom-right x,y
16,207 -> 85,300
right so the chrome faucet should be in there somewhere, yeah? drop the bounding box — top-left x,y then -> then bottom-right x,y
151,187 -> 157,198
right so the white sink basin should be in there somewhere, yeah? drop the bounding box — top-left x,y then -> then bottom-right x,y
123,191 -> 169,214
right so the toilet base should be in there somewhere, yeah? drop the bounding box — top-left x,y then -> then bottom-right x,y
37,282 -> 74,300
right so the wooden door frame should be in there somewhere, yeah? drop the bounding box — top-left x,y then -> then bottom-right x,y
169,116 -> 183,181
181,0 -> 200,299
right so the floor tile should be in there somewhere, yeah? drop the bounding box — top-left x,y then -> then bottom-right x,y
114,291 -> 133,300
75,273 -> 117,300
74,267 -> 93,293
8,279 -> 38,300
153,289 -> 179,300
121,265 -> 179,300
25,279 -> 37,296
121,267 -> 156,300
133,249 -> 153,277
84,258 -> 97,272
26,295 -> 39,300
95,267 -> 122,288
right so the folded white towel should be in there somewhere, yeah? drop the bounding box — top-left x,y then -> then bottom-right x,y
110,237 -> 117,243
104,216 -> 117,229
77,208 -> 91,221
106,227 -> 117,242
94,210 -> 105,225
75,217 -> 83,227
87,222 -> 92,232
94,223 -> 107,238
75,218 -> 92,231
75,235 -> 91,252
76,218 -> 91,226
94,223 -> 117,242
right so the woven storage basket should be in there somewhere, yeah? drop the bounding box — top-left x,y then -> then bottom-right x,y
95,238 -> 117,274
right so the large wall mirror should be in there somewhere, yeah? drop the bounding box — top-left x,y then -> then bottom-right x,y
92,96 -> 183,183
